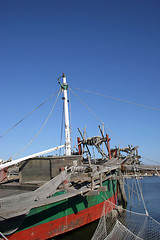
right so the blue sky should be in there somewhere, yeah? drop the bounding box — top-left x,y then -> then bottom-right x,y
0,0 -> 160,164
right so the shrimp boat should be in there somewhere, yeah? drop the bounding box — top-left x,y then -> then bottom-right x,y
0,74 -> 140,240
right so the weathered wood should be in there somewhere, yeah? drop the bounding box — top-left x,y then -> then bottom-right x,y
85,190 -> 99,196
0,145 -> 65,170
117,179 -> 127,208
123,164 -> 160,171
19,155 -> 83,183
0,170 -> 115,219
98,186 -> 107,192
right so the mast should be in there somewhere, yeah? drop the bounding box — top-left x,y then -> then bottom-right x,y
58,73 -> 71,155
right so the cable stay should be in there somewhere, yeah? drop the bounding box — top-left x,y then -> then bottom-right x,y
7,90 -> 61,161
141,156 -> 160,164
69,87 -> 103,124
69,87 -> 127,147
71,86 -> 160,163
133,166 -> 149,216
3,79 -> 159,163
73,87 -> 160,112
0,90 -> 60,138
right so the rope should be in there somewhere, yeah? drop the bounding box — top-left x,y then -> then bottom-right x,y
73,87 -> 160,112
126,178 -> 131,209
0,90 -> 60,138
104,125 -> 127,147
70,87 -> 127,147
0,232 -> 8,240
124,178 -> 138,197
102,179 -> 147,217
92,189 -> 160,240
133,167 -> 149,216
124,178 -> 141,208
103,193 -> 147,217
69,87 -> 103,124
149,215 -> 160,226
132,177 -> 141,207
0,176 -> 7,183
68,88 -> 72,150
8,91 -> 61,161
141,156 -> 160,165
115,220 -> 143,240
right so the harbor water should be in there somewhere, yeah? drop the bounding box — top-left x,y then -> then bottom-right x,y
53,176 -> 160,240
125,176 -> 160,222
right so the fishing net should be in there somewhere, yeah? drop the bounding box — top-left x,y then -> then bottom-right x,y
91,177 -> 160,240
91,200 -> 160,240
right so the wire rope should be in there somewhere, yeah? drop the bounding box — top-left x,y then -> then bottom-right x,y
8,90 -> 61,161
133,167 -> 149,216
69,87 -> 103,124
68,88 -> 72,150
73,87 -> 160,112
70,87 -> 127,147
104,125 -> 127,147
0,90 -> 60,138
141,156 -> 160,165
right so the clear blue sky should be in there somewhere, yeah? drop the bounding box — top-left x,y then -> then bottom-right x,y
0,0 -> 160,164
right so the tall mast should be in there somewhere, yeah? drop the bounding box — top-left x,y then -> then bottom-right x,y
58,73 -> 71,155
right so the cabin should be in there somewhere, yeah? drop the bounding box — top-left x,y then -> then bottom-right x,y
19,155 -> 83,183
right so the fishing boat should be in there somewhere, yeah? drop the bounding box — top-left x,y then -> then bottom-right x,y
0,74 -> 140,240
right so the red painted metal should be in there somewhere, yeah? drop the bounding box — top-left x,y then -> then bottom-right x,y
0,168 -> 8,183
8,193 -> 117,240
111,149 -> 118,158
77,137 -> 82,155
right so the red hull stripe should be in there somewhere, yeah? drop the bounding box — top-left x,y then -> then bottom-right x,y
8,193 -> 117,240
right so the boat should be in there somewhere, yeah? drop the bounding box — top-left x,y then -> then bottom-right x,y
0,74 -> 140,240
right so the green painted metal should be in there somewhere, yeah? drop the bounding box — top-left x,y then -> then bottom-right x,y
58,80 -> 68,90
17,179 -> 117,232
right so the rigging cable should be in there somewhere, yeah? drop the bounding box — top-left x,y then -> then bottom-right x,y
134,166 -> 149,216
73,87 -> 160,162
68,88 -> 72,151
69,87 -> 127,147
8,90 -> 61,161
124,179 -> 141,200
0,90 -> 60,138
141,156 -> 160,165
73,87 -> 160,112
104,125 -> 127,147
69,87 -> 103,124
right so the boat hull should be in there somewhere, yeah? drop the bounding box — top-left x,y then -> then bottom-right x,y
7,179 -> 117,240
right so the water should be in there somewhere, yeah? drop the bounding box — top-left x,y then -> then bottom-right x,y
125,176 -> 160,222
53,176 -> 160,240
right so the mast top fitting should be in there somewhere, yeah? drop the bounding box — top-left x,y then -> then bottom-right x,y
58,73 -> 68,90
